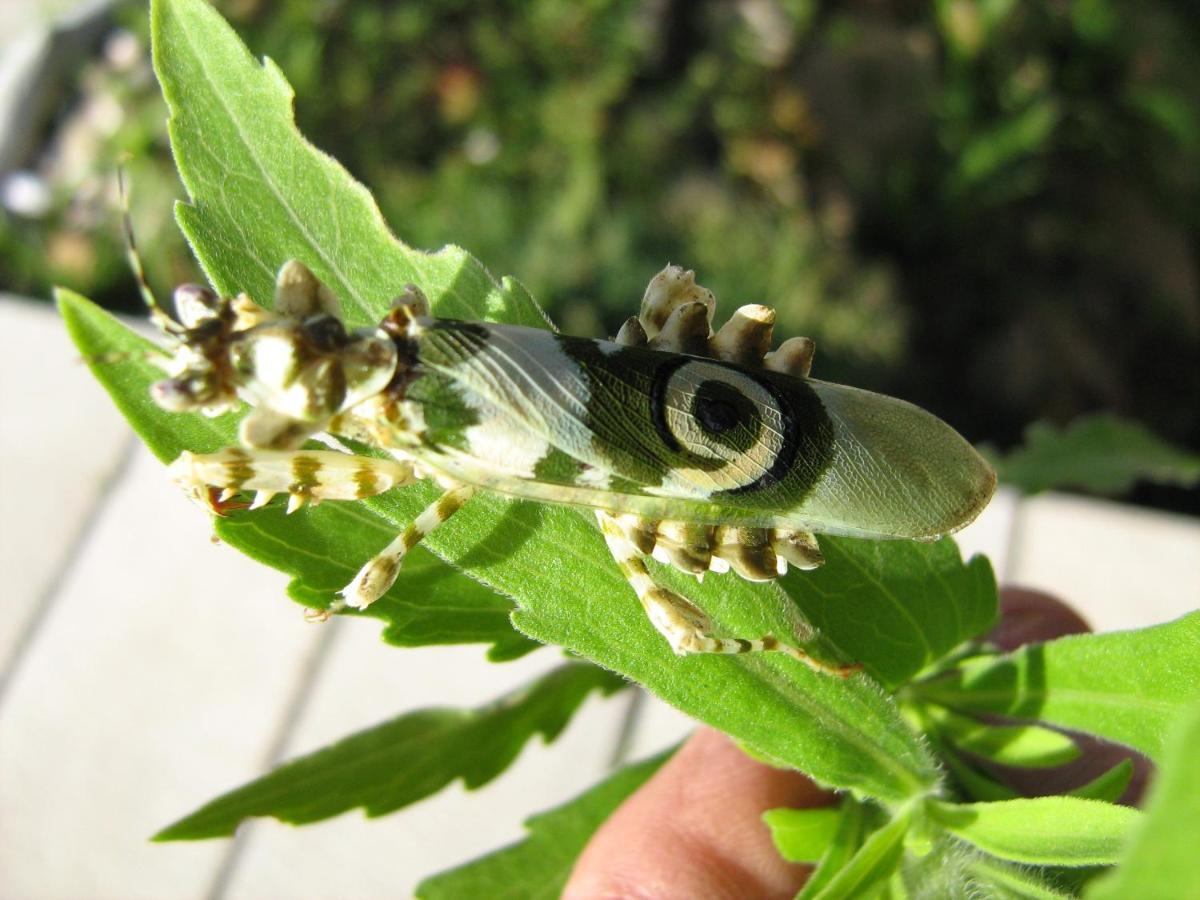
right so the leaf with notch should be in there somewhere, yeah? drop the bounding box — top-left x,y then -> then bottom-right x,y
218,506 -> 538,661
154,662 -> 625,840
153,1 -> 550,332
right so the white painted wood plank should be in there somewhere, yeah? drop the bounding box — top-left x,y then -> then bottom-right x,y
224,623 -> 629,898
0,447 -> 321,900
0,297 -> 132,669
1008,492 -> 1200,632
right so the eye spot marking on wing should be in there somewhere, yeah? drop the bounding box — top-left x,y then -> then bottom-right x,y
652,360 -> 796,495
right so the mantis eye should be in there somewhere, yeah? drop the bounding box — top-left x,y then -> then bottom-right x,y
173,284 -> 223,328
299,314 -> 348,352
151,369 -> 222,411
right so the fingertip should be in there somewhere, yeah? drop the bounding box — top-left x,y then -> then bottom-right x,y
564,729 -> 831,899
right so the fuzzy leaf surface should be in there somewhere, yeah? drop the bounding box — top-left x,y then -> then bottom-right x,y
780,536 -> 998,689
797,800 -> 866,899
962,856 -> 1076,899
129,0 -> 945,803
416,750 -> 670,899
1088,701 -> 1200,899
154,662 -> 625,840
893,837 -> 1074,899
928,797 -> 1141,867
805,806 -> 911,899
153,1 -> 550,332
913,612 -> 1200,762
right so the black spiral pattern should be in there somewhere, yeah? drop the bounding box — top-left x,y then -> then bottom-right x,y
652,359 -> 797,494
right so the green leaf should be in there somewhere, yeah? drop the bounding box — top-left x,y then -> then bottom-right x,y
154,662 -> 625,840
797,800 -> 867,899
416,750 -> 671,899
930,735 -> 1020,802
986,414 -> 1200,495
927,797 -> 1141,867
1069,759 -> 1134,804
128,0 -> 943,804
955,99 -> 1059,187
962,856 -> 1076,899
931,708 -> 1080,768
805,805 -> 912,899
511,549 -> 941,802
892,836 -> 1077,899
152,0 -> 550,334
57,290 -> 534,661
912,612 -> 1200,763
780,535 -> 999,689
764,805 -> 843,864
1088,701 -> 1200,900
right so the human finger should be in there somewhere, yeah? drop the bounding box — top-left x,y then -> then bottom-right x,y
563,726 -> 833,900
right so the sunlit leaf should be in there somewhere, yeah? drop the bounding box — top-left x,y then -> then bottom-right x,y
931,708 -> 1080,768
764,805 -> 843,864
912,612 -> 1200,763
154,662 -> 625,840
780,537 -> 998,689
803,805 -> 911,899
1088,700 -> 1200,899
928,797 -> 1141,867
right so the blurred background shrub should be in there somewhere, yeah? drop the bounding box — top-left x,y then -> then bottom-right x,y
3,0 -> 1197,513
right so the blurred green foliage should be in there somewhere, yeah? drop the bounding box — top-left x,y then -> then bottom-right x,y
5,0 -> 1199,491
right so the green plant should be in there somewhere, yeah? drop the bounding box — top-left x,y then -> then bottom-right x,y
59,0 -> 1200,895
